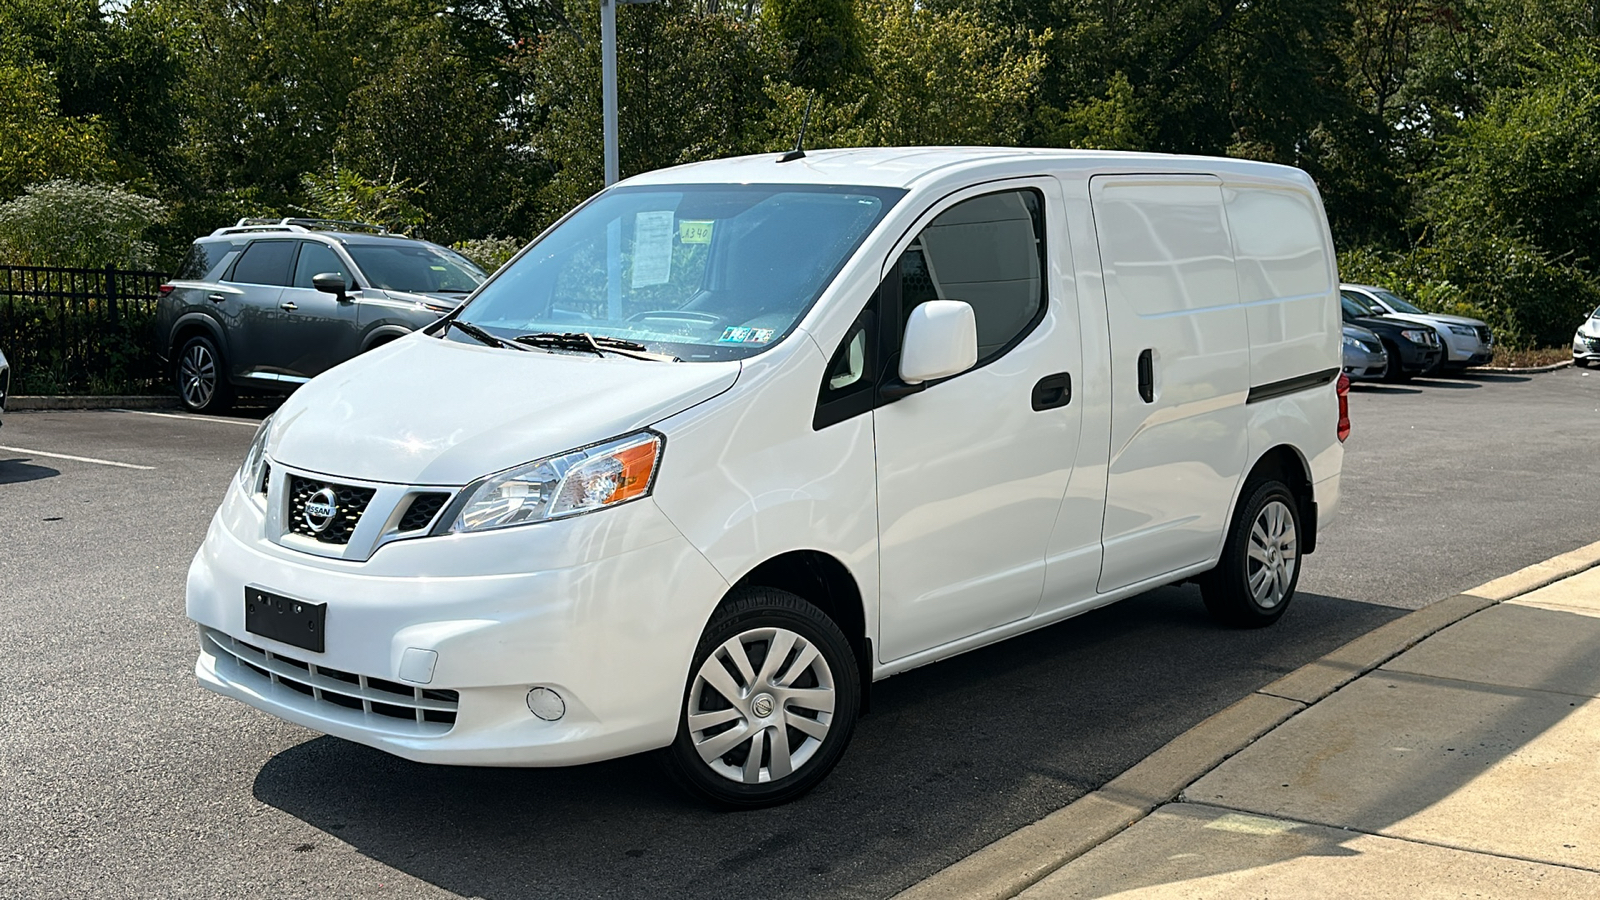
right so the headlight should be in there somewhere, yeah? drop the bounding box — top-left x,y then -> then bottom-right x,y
443,431 -> 663,534
1447,324 -> 1476,336
238,413 -> 273,499
1400,329 -> 1435,345
1342,335 -> 1362,350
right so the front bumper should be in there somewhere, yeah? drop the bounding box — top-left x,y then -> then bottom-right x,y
189,483 -> 728,766
1343,344 -> 1387,380
1395,341 -> 1442,374
1575,334 -> 1600,363
1442,331 -> 1493,365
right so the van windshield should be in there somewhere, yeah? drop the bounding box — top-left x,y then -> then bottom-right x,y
453,183 -> 905,360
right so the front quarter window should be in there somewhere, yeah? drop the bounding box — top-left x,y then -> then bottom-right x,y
454,184 -> 904,361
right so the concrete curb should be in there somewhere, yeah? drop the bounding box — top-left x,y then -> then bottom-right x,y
891,539 -> 1600,900
1464,360 -> 1572,374
8,395 -> 181,411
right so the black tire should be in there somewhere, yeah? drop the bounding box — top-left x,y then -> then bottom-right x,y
1199,477 -> 1303,628
175,334 -> 233,414
662,587 -> 860,809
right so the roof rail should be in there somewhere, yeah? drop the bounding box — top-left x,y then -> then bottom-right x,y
209,217 -> 393,237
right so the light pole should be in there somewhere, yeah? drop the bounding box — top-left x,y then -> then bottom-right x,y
601,0 -> 658,187
601,0 -> 620,186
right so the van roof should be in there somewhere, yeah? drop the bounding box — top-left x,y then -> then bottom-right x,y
621,146 -> 1314,191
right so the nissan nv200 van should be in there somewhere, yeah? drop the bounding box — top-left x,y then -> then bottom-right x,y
190,148 -> 1348,807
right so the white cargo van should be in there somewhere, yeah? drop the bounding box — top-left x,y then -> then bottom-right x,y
190,148 -> 1348,807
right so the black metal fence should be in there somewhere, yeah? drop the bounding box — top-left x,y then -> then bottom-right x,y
0,265 -> 168,394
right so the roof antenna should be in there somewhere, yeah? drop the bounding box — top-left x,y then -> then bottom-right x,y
778,93 -> 816,163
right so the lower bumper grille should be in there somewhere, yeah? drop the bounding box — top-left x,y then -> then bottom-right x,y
203,628 -> 458,734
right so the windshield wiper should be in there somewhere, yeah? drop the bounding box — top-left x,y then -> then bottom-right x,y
514,332 -> 677,362
444,318 -> 528,351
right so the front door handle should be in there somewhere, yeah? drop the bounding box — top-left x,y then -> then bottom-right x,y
206,293 -> 226,303
1031,372 -> 1072,410
279,301 -> 298,312
1137,350 -> 1155,403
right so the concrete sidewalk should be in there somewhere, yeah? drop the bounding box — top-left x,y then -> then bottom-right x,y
894,544 -> 1600,900
1016,564 -> 1600,899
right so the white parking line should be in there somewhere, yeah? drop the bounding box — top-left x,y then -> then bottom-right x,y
0,445 -> 155,471
111,409 -> 262,427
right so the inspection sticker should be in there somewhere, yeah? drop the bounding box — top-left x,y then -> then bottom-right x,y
718,327 -> 774,344
679,220 -> 714,244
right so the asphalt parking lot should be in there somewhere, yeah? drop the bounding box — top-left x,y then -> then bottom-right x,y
3,368 -> 1598,899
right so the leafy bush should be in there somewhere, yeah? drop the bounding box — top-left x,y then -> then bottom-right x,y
0,179 -> 164,269
452,237 -> 524,274
1340,236 -> 1600,349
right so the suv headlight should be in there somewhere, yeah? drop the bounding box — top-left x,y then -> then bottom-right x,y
1400,329 -> 1435,345
238,413 -> 273,500
441,431 -> 663,534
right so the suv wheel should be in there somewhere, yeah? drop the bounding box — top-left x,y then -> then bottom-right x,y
1200,477 -> 1302,628
663,588 -> 860,808
176,335 -> 232,414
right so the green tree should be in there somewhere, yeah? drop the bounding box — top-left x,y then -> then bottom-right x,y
0,56 -> 115,198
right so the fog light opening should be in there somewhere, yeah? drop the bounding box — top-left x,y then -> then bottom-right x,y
526,686 -> 566,721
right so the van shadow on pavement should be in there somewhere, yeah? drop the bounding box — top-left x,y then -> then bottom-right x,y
253,585 -> 1405,900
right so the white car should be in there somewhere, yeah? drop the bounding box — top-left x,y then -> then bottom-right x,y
189,148 -> 1348,807
1575,305 -> 1600,367
1340,283 -> 1493,371
0,346 -> 8,424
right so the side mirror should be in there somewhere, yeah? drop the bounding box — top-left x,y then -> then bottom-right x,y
312,272 -> 352,300
900,300 -> 978,385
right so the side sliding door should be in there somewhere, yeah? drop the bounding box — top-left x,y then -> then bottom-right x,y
1090,175 -> 1249,593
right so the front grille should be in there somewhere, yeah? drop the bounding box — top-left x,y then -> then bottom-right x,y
398,492 -> 450,532
287,476 -> 375,544
204,629 -> 458,733
1477,326 -> 1493,345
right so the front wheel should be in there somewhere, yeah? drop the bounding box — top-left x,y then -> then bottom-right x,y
662,588 -> 860,808
175,335 -> 232,414
1200,478 -> 1302,628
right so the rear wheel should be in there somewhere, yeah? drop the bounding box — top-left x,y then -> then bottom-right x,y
1200,478 -> 1302,628
176,335 -> 232,414
662,588 -> 860,809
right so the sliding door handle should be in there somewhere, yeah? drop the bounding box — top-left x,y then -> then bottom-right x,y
1137,350 -> 1154,403
1031,372 -> 1072,410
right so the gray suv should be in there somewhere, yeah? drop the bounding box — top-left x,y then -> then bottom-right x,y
156,218 -> 487,413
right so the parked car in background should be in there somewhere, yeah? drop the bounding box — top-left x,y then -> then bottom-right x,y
1340,283 -> 1493,372
0,346 -> 9,425
1575,305 -> 1600,367
1342,324 -> 1387,381
1340,293 -> 1441,381
156,219 -> 488,413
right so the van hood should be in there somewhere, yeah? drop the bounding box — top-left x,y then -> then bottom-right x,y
268,334 -> 740,485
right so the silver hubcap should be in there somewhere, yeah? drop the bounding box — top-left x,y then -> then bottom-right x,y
1247,500 -> 1298,609
179,344 -> 216,408
687,626 -> 835,784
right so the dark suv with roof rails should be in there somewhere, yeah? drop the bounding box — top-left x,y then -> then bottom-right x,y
156,218 -> 488,413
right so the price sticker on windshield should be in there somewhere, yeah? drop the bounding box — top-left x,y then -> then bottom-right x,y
679,220 -> 714,244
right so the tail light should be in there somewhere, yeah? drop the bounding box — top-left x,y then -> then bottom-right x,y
1336,373 -> 1351,442
158,284 -> 175,296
